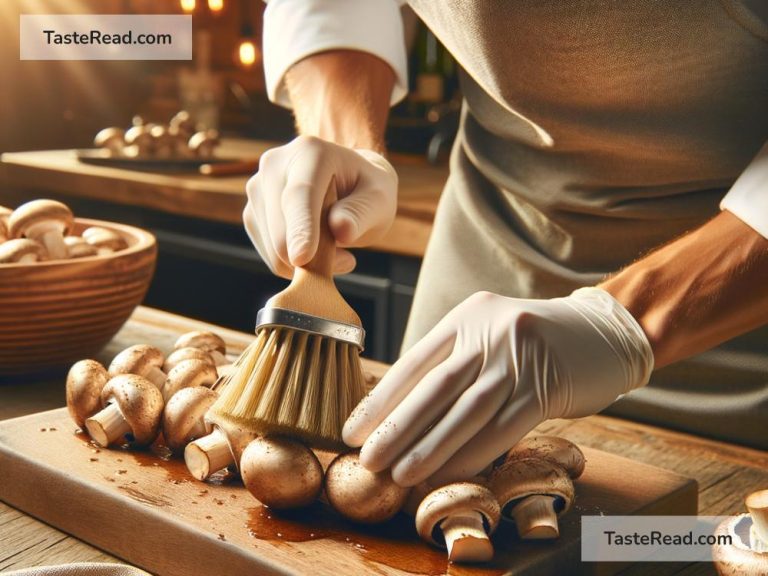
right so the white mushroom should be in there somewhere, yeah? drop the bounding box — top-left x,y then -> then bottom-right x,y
82,226 -> 128,255
187,130 -> 220,158
64,236 -> 98,259
93,127 -> 126,156
8,199 -> 73,260
123,125 -> 154,157
0,239 -> 47,264
108,344 -> 166,388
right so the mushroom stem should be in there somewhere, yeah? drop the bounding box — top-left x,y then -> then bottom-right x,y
85,403 -> 132,448
747,489 -> 768,552
144,366 -> 167,389
441,511 -> 494,563
511,495 -> 560,540
184,428 -> 233,481
40,229 -> 67,260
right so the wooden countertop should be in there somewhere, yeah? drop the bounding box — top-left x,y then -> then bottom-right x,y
0,140 -> 448,259
2,307 -> 767,575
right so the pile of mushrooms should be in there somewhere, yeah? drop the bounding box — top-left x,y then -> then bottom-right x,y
94,111 -> 221,160
713,489 -> 768,575
0,199 -> 128,264
65,330 -> 234,452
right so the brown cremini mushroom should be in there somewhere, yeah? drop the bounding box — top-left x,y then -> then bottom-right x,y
85,374 -> 164,448
164,346 -> 216,373
123,125 -> 154,157
415,482 -> 501,563
240,437 -> 323,509
0,239 -> 47,264
713,490 -> 768,576
161,358 -> 218,402
93,127 -> 125,156
108,344 -> 166,389
184,419 -> 257,481
169,110 -> 195,138
489,458 -> 574,540
8,200 -> 73,260
150,124 -> 175,158
82,226 -> 128,255
175,330 -> 228,365
188,130 -> 220,158
66,359 -> 109,428
504,436 -> 586,479
64,236 -> 98,259
162,386 -> 218,451
324,451 -> 410,524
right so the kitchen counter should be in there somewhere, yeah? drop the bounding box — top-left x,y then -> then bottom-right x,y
0,139 -> 448,259
2,307 -> 766,575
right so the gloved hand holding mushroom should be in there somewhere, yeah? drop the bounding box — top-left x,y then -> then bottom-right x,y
343,287 -> 654,487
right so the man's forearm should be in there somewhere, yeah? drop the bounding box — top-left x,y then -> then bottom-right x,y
600,210 -> 768,369
285,50 -> 395,153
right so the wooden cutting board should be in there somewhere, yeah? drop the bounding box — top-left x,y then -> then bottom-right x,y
0,408 -> 697,576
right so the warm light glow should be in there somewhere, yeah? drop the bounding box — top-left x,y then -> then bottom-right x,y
238,40 -> 257,67
180,0 -> 196,13
208,0 -> 224,12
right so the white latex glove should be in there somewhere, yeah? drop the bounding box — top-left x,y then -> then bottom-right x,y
243,135 -> 398,278
343,287 -> 654,487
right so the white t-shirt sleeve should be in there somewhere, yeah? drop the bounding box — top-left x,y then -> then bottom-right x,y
263,0 -> 408,109
721,141 -> 768,239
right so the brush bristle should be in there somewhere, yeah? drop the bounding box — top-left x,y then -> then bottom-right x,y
208,328 -> 367,451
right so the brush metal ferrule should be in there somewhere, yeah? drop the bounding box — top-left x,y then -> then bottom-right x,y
255,307 -> 365,350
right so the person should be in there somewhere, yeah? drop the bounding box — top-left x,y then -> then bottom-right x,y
244,0 -> 768,487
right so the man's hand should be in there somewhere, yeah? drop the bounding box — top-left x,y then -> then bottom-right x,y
243,136 -> 398,278
343,288 -> 654,487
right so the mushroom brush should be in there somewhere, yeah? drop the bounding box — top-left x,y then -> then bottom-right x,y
240,436 -> 324,509
713,489 -> 768,575
324,451 -> 410,524
208,182 -> 367,451
415,482 -> 501,563
8,199 -> 73,260
85,374 -> 164,448
489,458 -> 575,540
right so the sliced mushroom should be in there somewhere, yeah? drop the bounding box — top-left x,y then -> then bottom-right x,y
188,130 -> 220,158
162,386 -> 218,451
415,482 -> 501,563
123,125 -> 154,157
66,359 -> 109,428
324,451 -> 410,524
64,236 -> 98,259
108,344 -> 166,389
0,239 -> 47,264
161,358 -> 218,402
489,458 -> 574,540
164,346 -> 216,373
184,419 -> 257,481
82,226 -> 128,255
174,330 -> 228,365
85,374 -> 164,448
93,127 -> 125,156
504,436 -> 585,479
8,199 -> 73,260
240,437 -> 323,509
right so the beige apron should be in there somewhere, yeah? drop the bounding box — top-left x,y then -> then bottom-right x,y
403,0 -> 768,448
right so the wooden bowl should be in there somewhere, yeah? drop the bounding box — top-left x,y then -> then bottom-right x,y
0,218 -> 157,375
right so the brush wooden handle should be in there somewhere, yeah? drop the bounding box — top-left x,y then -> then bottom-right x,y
296,180 -> 338,279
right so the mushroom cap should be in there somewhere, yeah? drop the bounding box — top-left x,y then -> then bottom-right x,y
175,330 -> 226,355
0,205 -> 11,225
8,200 -> 73,239
324,451 -> 411,524
94,127 -> 125,148
100,374 -> 164,446
712,514 -> 768,576
162,386 -> 218,451
505,436 -> 586,479
64,236 -> 98,259
164,346 -> 216,373
241,436 -> 324,509
82,226 -> 128,252
124,125 -> 153,147
0,218 -> 7,242
0,238 -> 47,263
108,344 -> 165,379
489,458 -> 575,521
170,110 -> 195,134
188,130 -> 220,154
66,359 -> 109,428
161,358 -> 218,402
415,482 -> 501,547
149,124 -> 173,143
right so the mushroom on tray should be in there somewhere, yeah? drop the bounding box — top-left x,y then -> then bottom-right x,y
188,130 -> 220,158
108,344 -> 166,389
162,386 -> 219,452
324,451 -> 410,524
161,358 -> 218,402
713,489 -> 768,575
85,374 -> 164,448
93,127 -> 125,156
240,437 -> 323,509
415,482 -> 501,563
8,199 -> 73,260
66,360 -> 109,428
175,330 -> 228,366
0,239 -> 46,264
